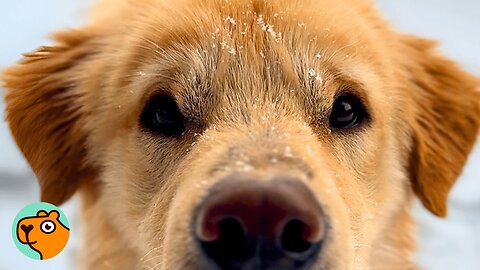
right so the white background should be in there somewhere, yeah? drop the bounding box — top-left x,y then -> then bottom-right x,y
0,1 -> 479,269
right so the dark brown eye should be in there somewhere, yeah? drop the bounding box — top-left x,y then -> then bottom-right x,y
141,94 -> 185,136
329,94 -> 367,130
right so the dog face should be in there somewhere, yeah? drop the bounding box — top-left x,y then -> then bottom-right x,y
3,0 -> 479,269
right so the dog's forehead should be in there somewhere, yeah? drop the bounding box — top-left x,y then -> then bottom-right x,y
109,0 -> 391,127
134,0 -> 383,74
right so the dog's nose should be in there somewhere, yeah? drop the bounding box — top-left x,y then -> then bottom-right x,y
194,178 -> 326,270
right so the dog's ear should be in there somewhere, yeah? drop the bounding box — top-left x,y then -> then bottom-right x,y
3,29 -> 99,205
401,36 -> 480,217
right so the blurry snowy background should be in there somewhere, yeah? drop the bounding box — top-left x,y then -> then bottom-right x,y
0,1 -> 479,269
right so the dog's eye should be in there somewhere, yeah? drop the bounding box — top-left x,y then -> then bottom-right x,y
40,220 -> 56,234
329,94 -> 366,130
141,95 -> 185,136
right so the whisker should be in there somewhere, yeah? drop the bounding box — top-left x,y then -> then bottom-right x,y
151,261 -> 163,270
140,247 -> 161,261
141,254 -> 163,263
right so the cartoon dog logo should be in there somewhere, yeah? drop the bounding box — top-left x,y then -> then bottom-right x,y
16,210 -> 70,260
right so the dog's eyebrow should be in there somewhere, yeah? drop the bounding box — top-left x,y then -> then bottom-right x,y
180,82 -> 216,123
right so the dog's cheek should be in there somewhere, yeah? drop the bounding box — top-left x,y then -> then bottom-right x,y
321,120 -> 411,266
161,179 -> 211,269
107,136 -> 196,263
90,140 -> 158,251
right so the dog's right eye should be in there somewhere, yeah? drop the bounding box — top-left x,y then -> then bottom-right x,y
140,94 -> 185,136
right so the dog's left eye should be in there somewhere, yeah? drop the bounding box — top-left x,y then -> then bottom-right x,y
141,94 -> 185,136
329,94 -> 367,130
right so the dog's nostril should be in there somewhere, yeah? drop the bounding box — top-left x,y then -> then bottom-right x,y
214,218 -> 246,252
218,218 -> 245,246
201,218 -> 247,263
281,219 -> 313,254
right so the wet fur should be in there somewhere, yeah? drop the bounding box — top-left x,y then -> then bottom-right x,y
3,0 -> 480,269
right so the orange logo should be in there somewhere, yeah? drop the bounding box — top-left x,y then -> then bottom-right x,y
15,209 -> 70,260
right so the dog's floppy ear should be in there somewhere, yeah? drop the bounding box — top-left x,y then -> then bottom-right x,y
401,36 -> 480,217
3,29 -> 99,205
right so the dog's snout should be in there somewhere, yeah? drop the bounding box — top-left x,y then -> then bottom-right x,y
194,178 -> 326,269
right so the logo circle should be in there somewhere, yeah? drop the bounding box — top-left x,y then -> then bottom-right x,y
12,202 -> 70,260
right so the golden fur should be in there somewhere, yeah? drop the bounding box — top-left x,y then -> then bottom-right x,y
2,0 -> 479,269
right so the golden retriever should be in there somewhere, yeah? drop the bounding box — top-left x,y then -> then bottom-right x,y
3,0 -> 479,269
